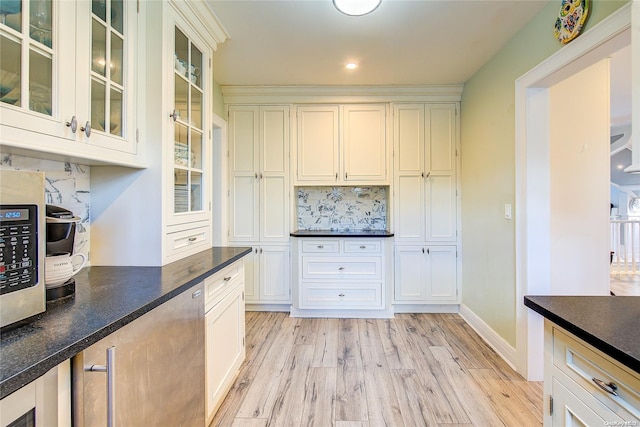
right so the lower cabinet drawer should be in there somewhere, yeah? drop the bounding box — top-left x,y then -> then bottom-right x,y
301,256 -> 382,280
301,240 -> 340,253
301,283 -> 382,308
165,225 -> 211,259
205,262 -> 244,309
553,328 -> 640,420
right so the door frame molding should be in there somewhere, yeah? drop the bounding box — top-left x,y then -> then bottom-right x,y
514,3 -> 632,380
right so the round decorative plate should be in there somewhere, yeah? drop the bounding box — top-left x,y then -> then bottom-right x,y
554,0 -> 590,44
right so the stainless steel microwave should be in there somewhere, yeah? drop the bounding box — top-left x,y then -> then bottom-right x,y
0,169 -> 46,329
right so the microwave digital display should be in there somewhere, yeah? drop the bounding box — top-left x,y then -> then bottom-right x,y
0,208 -> 30,222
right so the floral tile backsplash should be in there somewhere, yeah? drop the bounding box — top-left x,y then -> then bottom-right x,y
297,186 -> 387,231
1,154 -> 91,259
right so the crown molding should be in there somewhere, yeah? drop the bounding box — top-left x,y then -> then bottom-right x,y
220,85 -> 463,104
171,0 -> 230,49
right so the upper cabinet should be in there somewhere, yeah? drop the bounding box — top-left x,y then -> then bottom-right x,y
393,103 -> 458,243
295,104 -> 388,185
0,0 -> 141,167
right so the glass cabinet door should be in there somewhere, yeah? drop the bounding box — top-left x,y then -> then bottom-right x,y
0,0 -> 53,116
173,26 -> 205,215
90,0 -> 125,138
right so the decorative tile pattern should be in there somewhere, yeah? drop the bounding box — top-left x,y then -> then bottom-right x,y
297,186 -> 387,231
1,154 -> 91,259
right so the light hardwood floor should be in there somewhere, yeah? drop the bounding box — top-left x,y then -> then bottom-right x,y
611,275 -> 640,296
211,312 -> 543,427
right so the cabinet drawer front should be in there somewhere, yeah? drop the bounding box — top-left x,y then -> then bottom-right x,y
343,240 -> 382,253
301,284 -> 382,307
166,225 -> 211,258
302,256 -> 382,280
553,328 -> 640,419
301,240 -> 340,253
205,262 -> 244,307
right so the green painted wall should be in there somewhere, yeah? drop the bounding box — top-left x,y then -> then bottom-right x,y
460,0 -> 628,347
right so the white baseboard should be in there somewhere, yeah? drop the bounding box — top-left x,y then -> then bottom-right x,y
458,304 -> 517,371
289,306 -> 395,319
245,304 -> 290,312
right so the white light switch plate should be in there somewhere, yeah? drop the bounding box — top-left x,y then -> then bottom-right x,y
504,204 -> 512,220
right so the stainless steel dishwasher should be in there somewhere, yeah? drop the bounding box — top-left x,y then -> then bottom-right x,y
72,285 -> 205,427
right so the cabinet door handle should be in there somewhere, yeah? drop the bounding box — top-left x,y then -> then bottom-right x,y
338,293 -> 345,297
223,276 -> 232,282
192,289 -> 202,298
259,173 -> 263,179
345,172 -> 348,180
592,378 -> 618,396
66,116 -> 78,133
255,172 -> 258,179
425,171 -> 431,178
188,236 -> 197,242
87,346 -> 116,427
170,109 -> 179,121
359,245 -> 366,249
335,173 -> 338,180
421,172 -> 424,178
317,245 -> 324,249
338,266 -> 345,271
80,121 -> 91,137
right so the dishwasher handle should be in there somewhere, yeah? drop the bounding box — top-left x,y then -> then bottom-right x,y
88,346 -> 116,427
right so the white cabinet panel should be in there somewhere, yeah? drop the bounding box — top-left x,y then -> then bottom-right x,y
394,246 -> 428,301
427,175 -> 457,241
302,256 -> 382,280
393,245 -> 457,304
396,175 -> 425,241
229,105 -> 289,243
296,106 -> 339,182
259,245 -> 291,302
295,104 -> 388,185
343,104 -> 387,182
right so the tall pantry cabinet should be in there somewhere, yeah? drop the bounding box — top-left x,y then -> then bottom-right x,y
228,105 -> 291,308
393,103 -> 460,306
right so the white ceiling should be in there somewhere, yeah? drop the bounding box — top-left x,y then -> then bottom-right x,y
208,0 -> 631,127
208,0 -> 550,86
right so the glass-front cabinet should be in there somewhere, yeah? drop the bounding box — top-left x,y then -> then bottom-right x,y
0,0 -> 139,166
168,14 -> 211,225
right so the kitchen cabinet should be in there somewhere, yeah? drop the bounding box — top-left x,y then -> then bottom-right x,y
0,0 -> 141,167
0,361 -> 70,427
243,245 -> 291,306
90,1 -> 222,266
204,260 -> 245,424
228,105 -> 291,307
393,245 -> 457,303
295,104 -> 388,185
392,103 -> 460,307
543,322 -> 639,426
72,284 -> 205,427
393,103 -> 458,242
291,237 -> 392,317
228,105 -> 290,242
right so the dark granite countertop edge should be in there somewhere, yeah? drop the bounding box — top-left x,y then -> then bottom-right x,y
0,247 -> 252,399
290,230 -> 394,237
524,296 -> 639,374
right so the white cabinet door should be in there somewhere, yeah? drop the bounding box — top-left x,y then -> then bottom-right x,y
296,105 -> 339,183
394,104 -> 426,242
259,245 -> 291,303
205,282 -> 245,422
426,246 -> 457,302
342,104 -> 387,182
260,106 -> 289,241
229,106 -> 260,241
393,103 -> 458,243
242,248 -> 260,303
394,245 -> 457,303
425,104 -> 457,242
0,0 -> 139,164
394,245 -> 428,302
229,105 -> 289,242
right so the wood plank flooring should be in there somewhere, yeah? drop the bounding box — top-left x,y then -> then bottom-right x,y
610,275 -> 640,296
211,312 -> 543,427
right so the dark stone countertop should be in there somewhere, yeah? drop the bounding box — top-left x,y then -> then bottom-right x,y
0,246 -> 252,399
524,295 -> 640,374
290,230 -> 394,238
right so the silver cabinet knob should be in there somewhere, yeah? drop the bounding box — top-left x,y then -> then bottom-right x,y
66,116 -> 78,133
80,121 -> 91,137
338,293 -> 345,297
338,266 -> 345,271
170,109 -> 179,122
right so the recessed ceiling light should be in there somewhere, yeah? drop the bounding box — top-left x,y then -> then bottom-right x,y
346,62 -> 357,70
